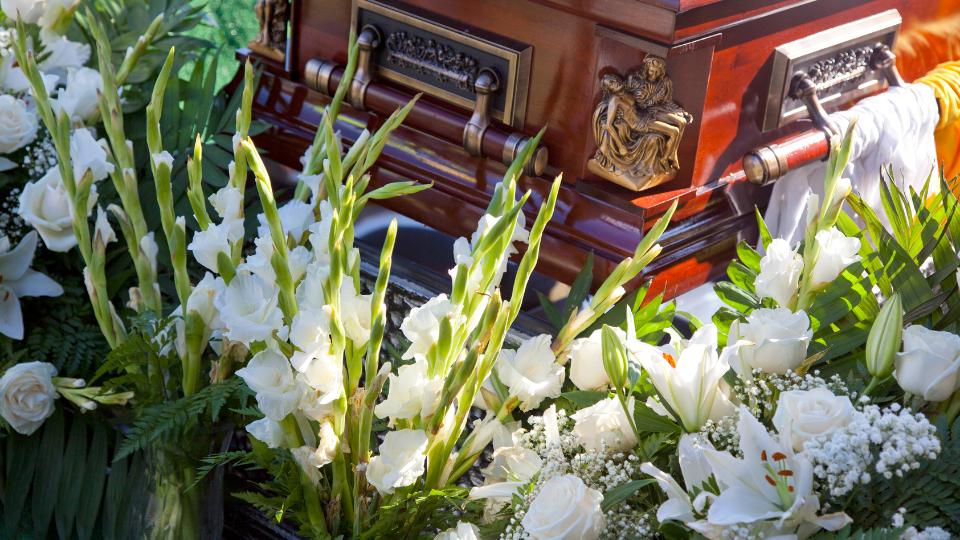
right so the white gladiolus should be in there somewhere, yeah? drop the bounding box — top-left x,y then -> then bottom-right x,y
215,272 -> 285,346
258,199 -> 314,242
0,361 -> 58,435
0,95 -> 37,154
54,67 -> 102,122
92,206 -> 115,248
809,227 -> 861,289
434,522 -> 481,540
755,238 -> 803,308
38,32 -> 89,71
188,221 -> 240,274
339,281 -> 373,345
246,416 -> 286,448
235,349 -> 302,421
773,387 -> 855,452
375,357 -> 443,422
572,396 -> 638,453
638,325 -> 735,432
366,429 -> 429,494
69,128 -> 114,182
496,334 -> 564,412
19,168 -> 97,252
186,272 -> 225,329
1,0 -> 45,23
209,186 -> 244,223
296,263 -> 329,311
894,325 -> 960,402
482,427 -> 542,483
727,308 -> 812,377
400,294 -> 456,360
520,474 -> 606,540
38,0 -> 79,34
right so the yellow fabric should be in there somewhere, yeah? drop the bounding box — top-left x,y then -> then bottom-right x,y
918,62 -> 960,182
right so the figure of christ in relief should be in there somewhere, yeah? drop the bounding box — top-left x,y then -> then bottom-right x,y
592,56 -> 692,190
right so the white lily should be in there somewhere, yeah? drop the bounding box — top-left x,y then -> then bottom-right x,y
702,406 -> 850,537
0,232 -> 63,339
638,325 -> 735,432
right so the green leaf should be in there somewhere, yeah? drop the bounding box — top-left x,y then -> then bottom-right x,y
557,390 -> 607,409
31,409 -> 64,537
756,208 -> 773,249
5,425 -> 40,536
736,241 -> 762,273
601,478 -> 656,511
633,401 -> 681,433
76,421 -> 108,540
714,281 -> 761,312
55,415 -> 89,538
565,253 -> 595,321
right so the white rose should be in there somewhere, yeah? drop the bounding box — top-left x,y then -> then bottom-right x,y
215,272 -> 285,346
0,361 -> 58,435
246,417 -> 286,448
572,396 -> 638,453
339,281 -> 372,345
235,349 -> 302,421
755,238 -> 803,308
521,474 -> 606,540
809,227 -> 861,289
727,308 -> 812,377
773,387 -> 855,452
497,334 -> 564,411
366,429 -> 428,494
18,167 -> 96,252
188,221 -> 241,274
54,67 -> 102,123
434,522 -> 481,540
1,0 -> 45,23
894,325 -> 960,401
375,357 -> 443,422
400,294 -> 456,360
0,95 -> 38,154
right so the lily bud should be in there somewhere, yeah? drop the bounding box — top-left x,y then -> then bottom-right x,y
601,325 -> 628,391
865,293 -> 903,379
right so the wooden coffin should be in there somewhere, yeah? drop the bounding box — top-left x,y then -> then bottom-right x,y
239,0 -> 954,298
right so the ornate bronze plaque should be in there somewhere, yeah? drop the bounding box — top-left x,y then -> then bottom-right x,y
588,57 -> 693,192
352,0 -> 531,127
762,10 -> 901,131
249,0 -> 290,62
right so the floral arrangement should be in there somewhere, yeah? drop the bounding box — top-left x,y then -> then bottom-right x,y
4,5 -> 960,540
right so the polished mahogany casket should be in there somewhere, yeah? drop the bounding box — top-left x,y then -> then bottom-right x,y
239,0 -> 949,298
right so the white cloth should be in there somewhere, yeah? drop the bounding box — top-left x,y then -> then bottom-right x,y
765,83 -> 940,245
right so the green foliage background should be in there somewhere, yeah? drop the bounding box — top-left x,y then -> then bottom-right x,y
189,0 -> 258,90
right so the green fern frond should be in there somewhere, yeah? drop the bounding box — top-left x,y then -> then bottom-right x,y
114,379 -> 245,461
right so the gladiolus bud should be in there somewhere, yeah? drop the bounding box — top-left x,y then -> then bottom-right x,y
601,325 -> 628,391
865,293 -> 902,379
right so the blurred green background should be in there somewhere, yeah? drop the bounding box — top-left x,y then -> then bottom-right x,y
189,0 -> 258,90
